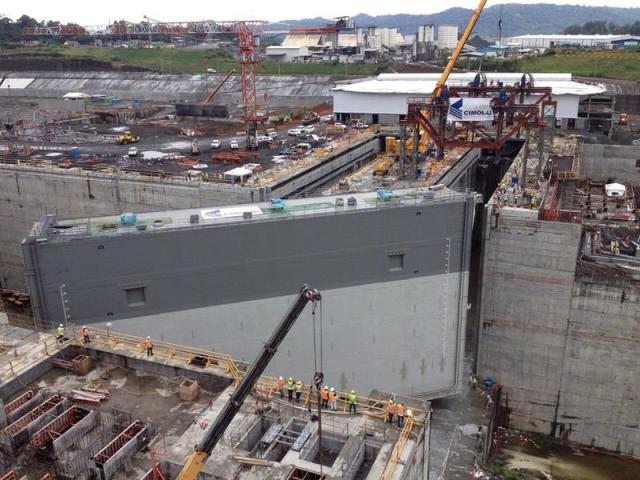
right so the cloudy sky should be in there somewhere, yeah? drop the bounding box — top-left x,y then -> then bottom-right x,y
2,0 -> 639,24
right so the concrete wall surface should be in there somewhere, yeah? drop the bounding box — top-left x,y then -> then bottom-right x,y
478,207 -> 640,456
478,210 -> 582,434
558,280 -> 640,455
580,143 -> 640,184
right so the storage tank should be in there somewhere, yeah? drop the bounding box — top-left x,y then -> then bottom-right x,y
417,24 -> 435,43
437,24 -> 459,50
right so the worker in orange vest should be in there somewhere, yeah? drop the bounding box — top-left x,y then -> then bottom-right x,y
81,326 -> 91,344
277,376 -> 285,398
321,386 -> 329,409
396,403 -> 405,428
386,399 -> 396,424
328,387 -> 337,411
144,336 -> 153,356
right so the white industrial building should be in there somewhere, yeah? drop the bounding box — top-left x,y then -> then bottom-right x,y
265,45 -> 310,63
437,25 -> 459,50
506,34 -> 636,49
332,73 -> 607,125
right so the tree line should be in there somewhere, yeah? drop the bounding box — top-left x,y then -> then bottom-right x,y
564,21 -> 640,36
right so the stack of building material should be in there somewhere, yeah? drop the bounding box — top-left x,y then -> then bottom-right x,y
70,387 -> 109,405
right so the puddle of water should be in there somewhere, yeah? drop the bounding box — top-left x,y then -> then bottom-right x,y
502,433 -> 640,480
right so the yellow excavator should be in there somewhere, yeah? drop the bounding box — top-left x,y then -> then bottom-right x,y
116,131 -> 140,145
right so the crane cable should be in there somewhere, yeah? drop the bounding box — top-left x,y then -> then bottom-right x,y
311,299 -> 324,380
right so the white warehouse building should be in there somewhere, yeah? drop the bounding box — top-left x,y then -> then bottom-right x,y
506,34 -> 635,49
332,73 -> 607,126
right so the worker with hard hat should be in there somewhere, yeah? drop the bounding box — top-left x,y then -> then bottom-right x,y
144,336 -> 153,356
386,399 -> 396,424
295,379 -> 303,403
328,387 -> 337,411
348,390 -> 357,414
81,325 -> 91,344
321,386 -> 329,409
286,377 -> 295,402
277,376 -> 285,398
56,324 -> 65,343
396,403 -> 405,427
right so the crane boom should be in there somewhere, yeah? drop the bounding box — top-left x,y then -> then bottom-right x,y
432,0 -> 488,99
176,285 -> 322,480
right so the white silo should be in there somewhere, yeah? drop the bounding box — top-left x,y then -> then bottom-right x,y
437,24 -> 459,50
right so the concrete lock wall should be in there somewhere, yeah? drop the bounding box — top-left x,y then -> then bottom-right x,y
477,211 -> 582,434
478,208 -> 640,455
0,165 -> 257,290
580,144 -> 640,185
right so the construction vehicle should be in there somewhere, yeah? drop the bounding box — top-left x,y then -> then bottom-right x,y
176,285 -> 322,480
116,132 -> 140,145
203,69 -> 235,104
190,139 -> 199,155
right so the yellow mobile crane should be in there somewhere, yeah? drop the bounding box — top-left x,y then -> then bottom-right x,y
432,0 -> 488,99
176,285 -> 322,480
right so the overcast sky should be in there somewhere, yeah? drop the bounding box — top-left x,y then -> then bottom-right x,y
2,1 -> 639,25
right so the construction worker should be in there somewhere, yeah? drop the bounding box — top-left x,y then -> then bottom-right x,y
328,387 -> 337,411
348,390 -> 357,414
81,326 -> 91,344
286,377 -> 295,402
321,386 -> 329,409
386,399 -> 396,424
396,403 -> 405,428
295,379 -> 303,403
56,324 -> 65,343
277,376 -> 285,399
144,336 -> 153,356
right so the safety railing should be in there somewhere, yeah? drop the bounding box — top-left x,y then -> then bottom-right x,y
379,414 -> 416,480
84,327 -> 248,382
0,332 -> 70,384
84,328 -> 426,419
2,320 -> 425,423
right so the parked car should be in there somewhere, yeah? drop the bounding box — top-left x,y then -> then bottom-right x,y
303,125 -> 315,134
210,139 -> 221,148
229,140 -> 239,150
354,122 -> 369,129
288,127 -> 303,136
257,135 -> 271,145
127,146 -> 138,157
267,131 -> 278,139
333,122 -> 347,130
319,114 -> 334,123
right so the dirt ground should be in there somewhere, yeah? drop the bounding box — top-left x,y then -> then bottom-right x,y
3,362 -> 219,479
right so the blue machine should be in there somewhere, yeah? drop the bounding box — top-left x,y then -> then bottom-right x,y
120,212 -> 137,226
376,188 -> 393,202
70,147 -> 80,160
270,198 -> 287,211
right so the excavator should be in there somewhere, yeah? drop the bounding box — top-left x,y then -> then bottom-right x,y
176,285 -> 322,480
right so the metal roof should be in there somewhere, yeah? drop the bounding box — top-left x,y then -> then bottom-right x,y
333,73 -> 606,96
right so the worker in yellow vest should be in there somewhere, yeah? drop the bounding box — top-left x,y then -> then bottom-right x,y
396,403 -> 405,427
295,379 -> 303,403
348,390 -> 357,414
277,376 -> 285,398
56,324 -> 65,343
286,377 -> 295,402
